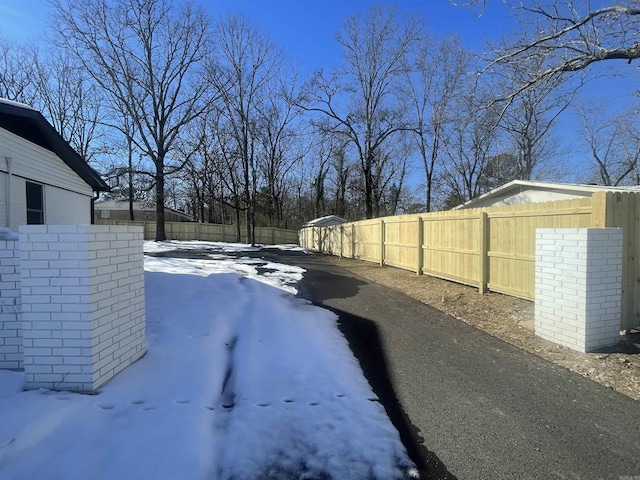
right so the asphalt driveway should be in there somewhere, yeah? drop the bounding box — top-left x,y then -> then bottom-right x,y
263,249 -> 640,480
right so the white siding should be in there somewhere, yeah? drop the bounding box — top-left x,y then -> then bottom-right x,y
0,128 -> 93,230
8,174 -> 26,230
45,187 -> 91,225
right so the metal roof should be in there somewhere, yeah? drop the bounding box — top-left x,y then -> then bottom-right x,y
0,98 -> 110,192
302,215 -> 348,227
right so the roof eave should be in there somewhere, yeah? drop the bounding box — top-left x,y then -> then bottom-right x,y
0,99 -> 111,192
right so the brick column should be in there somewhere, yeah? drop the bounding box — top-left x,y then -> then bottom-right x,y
535,228 -> 622,352
19,225 -> 146,392
0,238 -> 22,369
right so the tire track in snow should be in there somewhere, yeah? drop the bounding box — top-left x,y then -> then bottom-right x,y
220,335 -> 238,410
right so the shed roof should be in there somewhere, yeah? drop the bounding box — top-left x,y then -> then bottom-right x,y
453,180 -> 640,210
303,215 -> 348,227
0,98 -> 110,192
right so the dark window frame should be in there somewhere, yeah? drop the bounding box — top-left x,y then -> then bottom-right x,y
26,181 -> 44,225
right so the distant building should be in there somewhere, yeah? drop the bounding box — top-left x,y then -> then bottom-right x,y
302,215 -> 348,228
0,98 -> 110,231
94,198 -> 194,222
453,180 -> 640,210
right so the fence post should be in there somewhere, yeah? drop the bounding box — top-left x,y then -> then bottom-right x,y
20,225 -> 146,392
416,216 -> 423,275
479,211 -> 489,294
535,228 -> 622,352
380,218 -> 385,266
340,225 -> 344,258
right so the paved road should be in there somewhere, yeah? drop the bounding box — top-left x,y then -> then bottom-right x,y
264,250 -> 640,480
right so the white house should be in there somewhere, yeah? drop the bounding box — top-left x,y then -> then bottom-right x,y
0,98 -> 110,231
453,179 -> 640,210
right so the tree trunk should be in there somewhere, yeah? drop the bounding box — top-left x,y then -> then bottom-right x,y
364,163 -> 374,219
199,193 -> 205,223
128,136 -> 134,221
235,202 -> 241,243
155,160 -> 166,241
244,208 -> 251,245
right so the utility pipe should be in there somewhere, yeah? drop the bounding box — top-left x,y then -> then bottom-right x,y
5,156 -> 11,229
91,191 -> 100,225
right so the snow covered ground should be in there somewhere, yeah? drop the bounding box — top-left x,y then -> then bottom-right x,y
0,241 -> 417,479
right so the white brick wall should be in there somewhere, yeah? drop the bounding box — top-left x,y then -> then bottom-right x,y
19,225 -> 146,392
0,239 -> 22,369
535,228 -> 622,352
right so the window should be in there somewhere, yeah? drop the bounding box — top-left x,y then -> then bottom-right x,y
26,181 -> 44,225
100,209 -> 111,219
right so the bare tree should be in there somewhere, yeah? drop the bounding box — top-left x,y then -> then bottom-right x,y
443,91 -> 502,205
456,1 -> 640,95
100,93 -> 146,221
578,103 -> 640,185
50,0 -> 212,241
313,163 -> 329,219
329,139 -> 352,218
403,34 -> 471,212
208,14 -> 283,244
0,37 -> 38,103
255,64 -> 307,228
31,49 -> 106,164
0,39 -> 107,167
494,55 -> 577,180
618,119 -> 640,185
305,136 -> 331,219
303,5 -> 423,219
478,152 -> 521,192
371,139 -> 411,217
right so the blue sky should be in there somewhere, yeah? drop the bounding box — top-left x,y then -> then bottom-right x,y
212,0 -> 518,71
1,0 -> 516,69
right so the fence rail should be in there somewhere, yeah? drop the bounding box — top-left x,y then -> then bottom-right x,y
300,192 -> 640,331
95,219 -> 299,245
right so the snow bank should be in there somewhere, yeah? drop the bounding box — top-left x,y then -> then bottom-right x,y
0,243 -> 415,479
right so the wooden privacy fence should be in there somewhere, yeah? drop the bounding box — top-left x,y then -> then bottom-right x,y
299,191 -> 640,331
96,220 -> 299,245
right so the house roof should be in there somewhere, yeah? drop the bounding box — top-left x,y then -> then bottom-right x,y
453,180 -> 640,210
303,215 -> 348,227
0,98 -> 110,192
